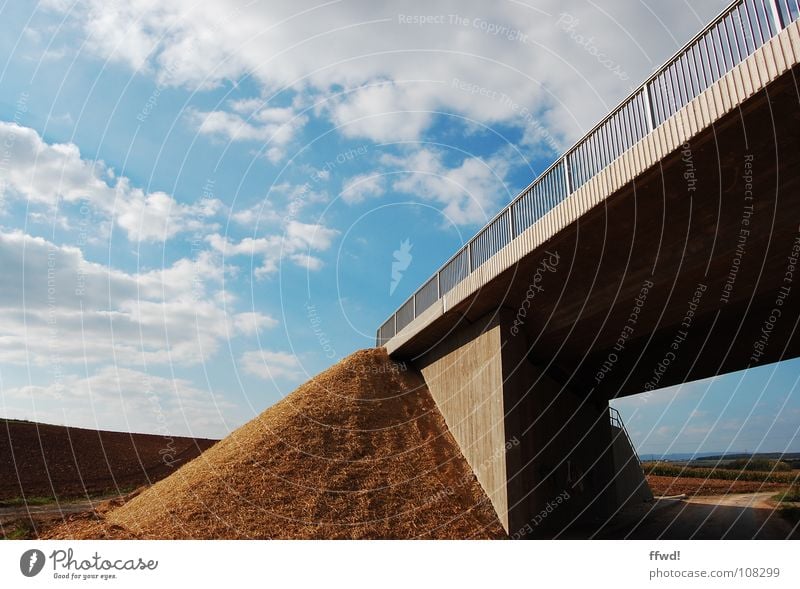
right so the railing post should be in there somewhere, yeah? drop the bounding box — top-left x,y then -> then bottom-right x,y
767,0 -> 784,32
642,84 -> 656,132
562,156 -> 573,195
507,207 -> 515,239
467,242 -> 474,273
412,294 -> 416,319
393,313 -> 397,337
436,271 -> 441,299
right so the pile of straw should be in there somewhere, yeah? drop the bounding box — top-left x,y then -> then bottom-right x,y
46,349 -> 504,539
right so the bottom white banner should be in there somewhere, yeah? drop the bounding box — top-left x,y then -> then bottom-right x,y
1,540 -> 797,588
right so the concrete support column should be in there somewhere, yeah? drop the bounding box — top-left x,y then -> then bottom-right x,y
414,313 -> 510,530
501,325 -> 618,537
414,309 -> 624,537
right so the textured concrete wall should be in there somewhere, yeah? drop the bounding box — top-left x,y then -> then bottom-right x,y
415,310 -> 618,536
611,426 -> 653,507
501,347 -> 617,537
415,315 -> 509,530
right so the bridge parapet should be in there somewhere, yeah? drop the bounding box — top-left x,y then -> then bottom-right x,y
378,0 -> 800,348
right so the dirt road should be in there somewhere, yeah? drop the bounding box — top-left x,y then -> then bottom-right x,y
0,498 -> 106,527
615,492 -> 798,539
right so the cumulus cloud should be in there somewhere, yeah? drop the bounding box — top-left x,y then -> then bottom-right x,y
228,182 -> 329,229
0,122 -> 223,242
2,366 -> 236,438
207,220 -> 339,278
341,173 -> 385,204
0,231 -> 278,367
328,82 -> 435,142
239,349 -> 303,381
379,148 -> 513,225
230,204 -> 273,227
187,99 -> 307,162
43,0 -> 729,147
232,311 -> 279,335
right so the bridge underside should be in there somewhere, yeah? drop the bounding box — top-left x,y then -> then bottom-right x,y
399,65 -> 800,398
396,65 -> 800,536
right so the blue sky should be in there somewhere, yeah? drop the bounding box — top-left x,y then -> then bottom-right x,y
0,0 -> 797,455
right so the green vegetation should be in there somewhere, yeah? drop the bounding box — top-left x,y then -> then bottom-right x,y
0,485 -> 139,509
726,458 -> 792,472
1,520 -> 35,540
645,461 -> 800,484
0,496 -> 56,508
773,485 -> 800,503
771,484 -> 800,525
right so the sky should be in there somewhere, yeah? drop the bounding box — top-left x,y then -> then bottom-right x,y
0,0 -> 797,455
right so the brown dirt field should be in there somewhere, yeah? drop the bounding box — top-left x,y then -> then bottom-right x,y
44,349 -> 506,540
647,475 -> 791,497
1,419 -> 216,503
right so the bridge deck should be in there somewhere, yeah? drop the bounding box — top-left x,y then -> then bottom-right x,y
380,12 -> 800,382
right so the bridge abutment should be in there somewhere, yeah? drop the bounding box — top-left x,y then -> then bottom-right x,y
414,309 -> 648,537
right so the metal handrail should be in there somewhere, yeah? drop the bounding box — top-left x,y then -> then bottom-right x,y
377,0 -> 799,346
610,407 -> 642,466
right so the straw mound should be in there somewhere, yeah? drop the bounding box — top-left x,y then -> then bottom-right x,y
45,348 -> 505,539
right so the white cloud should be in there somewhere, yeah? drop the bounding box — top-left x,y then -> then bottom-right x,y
0,122 -> 223,242
230,204 -> 270,227
289,252 -> 323,271
341,173 -> 385,204
328,82 -> 434,142
44,0 -> 729,147
229,182 -> 329,229
380,148 -> 512,225
239,349 -> 303,381
207,220 -> 339,278
285,219 -> 338,251
0,231 -> 277,367
232,311 -> 278,335
2,366 -> 236,438
188,100 -> 307,162
207,233 -> 273,257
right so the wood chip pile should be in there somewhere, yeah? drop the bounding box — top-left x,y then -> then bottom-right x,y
45,348 -> 506,539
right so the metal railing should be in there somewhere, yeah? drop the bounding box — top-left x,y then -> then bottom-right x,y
377,0 -> 799,346
610,407 -> 642,466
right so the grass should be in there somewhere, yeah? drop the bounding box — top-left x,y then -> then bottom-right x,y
645,462 -> 800,484
0,496 -> 56,508
773,485 -> 800,503
771,485 -> 800,526
1,520 -> 36,540
726,458 -> 793,472
0,486 -> 140,509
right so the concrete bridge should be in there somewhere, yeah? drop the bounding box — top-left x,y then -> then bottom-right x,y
376,0 -> 800,536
